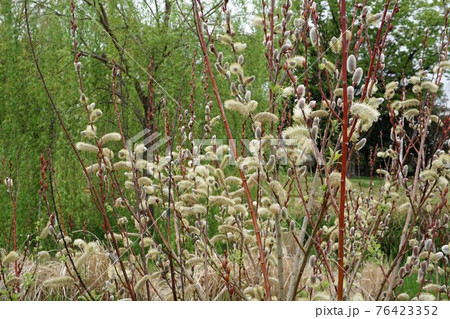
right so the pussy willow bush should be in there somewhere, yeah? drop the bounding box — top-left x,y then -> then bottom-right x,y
0,0 -> 449,301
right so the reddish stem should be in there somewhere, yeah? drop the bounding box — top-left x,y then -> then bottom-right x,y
338,0 -> 349,301
192,0 -> 271,300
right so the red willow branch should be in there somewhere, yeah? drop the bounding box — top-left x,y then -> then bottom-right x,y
24,0 -> 96,301
337,0 -> 349,301
192,0 -> 271,300
359,0 -> 391,101
24,0 -> 140,301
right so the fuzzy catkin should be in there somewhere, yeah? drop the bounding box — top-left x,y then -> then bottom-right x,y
76,142 -> 99,154
209,196 -> 234,207
352,67 -> 363,85
309,27 -> 318,46
269,181 -> 287,203
100,132 -> 122,144
347,54 -> 357,73
135,275 -> 150,292
224,100 -> 248,116
253,112 -> 279,124
74,249 -> 92,269
2,251 -> 18,264
43,276 -> 76,288
355,138 -> 367,151
421,81 -> 439,93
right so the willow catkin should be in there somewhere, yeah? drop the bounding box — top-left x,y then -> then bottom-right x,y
442,245 -> 450,255
134,275 -> 150,293
309,27 -> 318,46
117,164 -> 135,176
269,181 -> 287,203
100,132 -> 122,144
282,87 -> 295,97
253,112 -> 279,124
347,86 -> 355,101
80,125 -> 97,138
347,54 -> 357,73
419,293 -> 436,301
352,67 -> 363,85
229,62 -> 243,75
421,81 -> 439,93
265,155 -> 275,171
6,277 -> 22,286
234,42 -> 247,52
309,255 -> 317,268
310,110 -> 329,118
329,36 -> 342,54
401,99 -> 420,108
311,126 -> 318,140
43,276 -> 76,288
76,142 -> 99,154
269,203 -> 282,216
396,293 -> 409,301
224,100 -> 248,116
350,103 -> 380,128
185,257 -> 204,267
424,238 -> 433,251
37,251 -> 50,261
218,224 -> 240,234
209,196 -> 234,207
74,248 -> 93,269
90,109 -> 103,123
2,251 -> 18,264
355,138 -> 367,151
